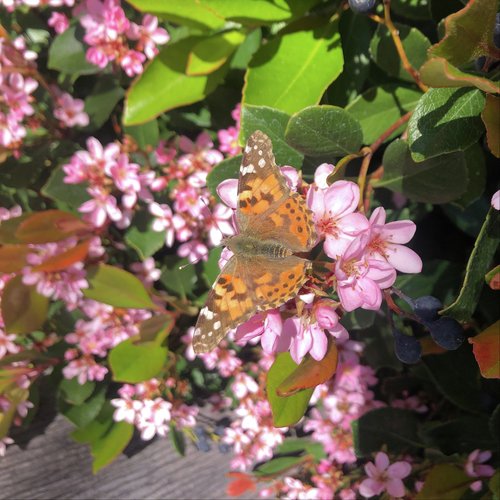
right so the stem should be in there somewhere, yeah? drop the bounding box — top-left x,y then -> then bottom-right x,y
382,0 -> 428,92
370,110 -> 412,154
357,148 -> 373,213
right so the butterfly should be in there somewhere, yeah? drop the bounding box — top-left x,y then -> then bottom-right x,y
192,130 -> 317,354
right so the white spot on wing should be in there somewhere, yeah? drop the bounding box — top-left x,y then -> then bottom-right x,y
214,321 -> 221,330
258,158 -> 266,168
244,145 -> 251,153
241,164 -> 255,175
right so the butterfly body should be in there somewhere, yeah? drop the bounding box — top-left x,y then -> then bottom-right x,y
193,130 -> 317,354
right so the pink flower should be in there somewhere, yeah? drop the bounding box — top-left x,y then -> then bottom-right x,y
491,190 -> 500,210
206,203 -> 235,246
54,92 -> 89,128
359,452 -> 411,498
131,14 -> 169,59
121,49 -> 146,77
79,187 -> 122,227
48,12 -> 70,34
335,235 -> 396,312
308,180 -> 369,258
465,449 -> 495,492
313,163 -> 334,189
111,397 -> 142,424
218,126 -> 240,155
149,202 -> 175,247
0,331 -> 20,358
366,207 -> 422,274
130,258 -> 161,285
178,240 -> 208,264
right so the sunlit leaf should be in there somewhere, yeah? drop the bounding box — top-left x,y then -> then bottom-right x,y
90,421 -> 134,473
0,244 -> 30,273
416,464 -> 473,499
33,239 -> 91,273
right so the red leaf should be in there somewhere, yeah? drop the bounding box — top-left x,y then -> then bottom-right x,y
469,321 -> 500,379
226,472 -> 257,497
277,337 -> 338,397
33,239 -> 91,273
0,244 -> 30,273
15,210 -> 89,244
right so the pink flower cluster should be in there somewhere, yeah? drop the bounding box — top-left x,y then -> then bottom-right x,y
77,0 -> 169,76
111,378 -> 198,440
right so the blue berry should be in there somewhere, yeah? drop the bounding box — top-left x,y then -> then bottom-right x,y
413,296 -> 443,322
193,425 -> 211,452
348,0 -> 377,14
428,317 -> 464,351
494,13 -> 500,49
393,329 -> 422,364
218,442 -> 231,454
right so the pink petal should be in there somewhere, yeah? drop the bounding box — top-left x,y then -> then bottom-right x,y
491,190 -> 500,210
374,452 -> 390,471
324,234 -> 353,260
369,206 -> 386,227
358,277 -> 383,310
217,179 -> 238,209
307,185 -> 326,217
385,478 -> 406,498
359,478 -> 384,498
324,180 -> 359,218
338,284 -> 364,312
314,163 -> 334,189
337,212 -> 370,235
309,324 -> 327,361
385,244 -> 422,274
381,220 -> 416,244
366,259 -> 397,289
387,461 -> 412,479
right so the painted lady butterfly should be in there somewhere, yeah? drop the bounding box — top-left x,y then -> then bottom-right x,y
192,130 -> 317,354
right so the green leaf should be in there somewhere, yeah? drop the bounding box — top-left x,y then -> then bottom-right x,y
47,25 -> 99,76
231,29 -> 262,70
346,84 -> 422,144
266,352 -> 313,428
370,23 -> 430,82
109,338 -> 167,383
0,214 -> 31,245
1,276 -> 49,335
240,105 -> 303,166
416,464 -> 473,500
342,309 -> 376,330
429,0 -> 498,66
137,314 -> 174,345
422,416 -> 493,454
84,264 -> 156,309
84,77 -> 124,130
187,30 -> 246,76
441,208 -> 500,321
352,408 -> 421,457
160,257 -> 197,299
124,120 -> 159,149
490,472 -> 500,500
202,247 -> 222,286
123,36 -> 228,125
285,106 -> 362,157
90,421 -> 134,473
125,209 -> 165,259
422,345 -> 482,412
327,10 -> 374,107
41,166 -> 91,212
482,94 -> 500,158
71,402 -> 115,444
169,423 -> 186,456
276,438 -> 326,462
242,18 -> 343,115
407,87 -> 485,162
59,384 -> 107,428
0,387 -> 28,439
254,456 -> 304,477
59,378 -> 95,406
420,57 -> 500,94
454,143 -> 486,208
378,139 -> 468,204
206,155 -> 241,199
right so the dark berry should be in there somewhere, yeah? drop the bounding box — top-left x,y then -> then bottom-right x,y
413,295 -> 443,322
348,0 -> 377,14
428,317 -> 464,351
494,13 -> 500,49
213,424 -> 226,437
218,442 -> 231,454
194,425 -> 211,452
393,329 -> 422,364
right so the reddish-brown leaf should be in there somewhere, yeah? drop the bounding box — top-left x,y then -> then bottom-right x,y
469,321 -> 500,379
277,338 -> 338,397
0,244 -> 30,273
33,239 -> 91,273
15,210 -> 89,244
226,472 -> 257,497
485,265 -> 500,290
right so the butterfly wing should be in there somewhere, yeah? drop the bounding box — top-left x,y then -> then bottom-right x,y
237,130 -> 316,253
192,254 -> 311,354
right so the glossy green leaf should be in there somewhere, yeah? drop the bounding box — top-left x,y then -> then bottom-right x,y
243,18 -> 343,115
187,30 -> 246,76
84,77 -> 124,130
407,87 -> 485,162
59,378 -> 95,406
206,155 -> 241,199
1,276 -> 49,335
84,264 -> 156,309
285,106 -> 362,157
160,257 -> 197,300
416,464 -> 473,500
124,37 -> 228,125
240,105 -> 303,166
266,352 -> 313,428
124,120 -> 159,149
254,456 -> 304,477
442,208 -> 500,321
276,438 -> 326,462
48,25 -> 99,76
231,29 -> 262,69
346,85 -> 422,144
370,23 -> 430,82
109,338 -> 167,383
454,143 -> 486,208
352,408 -> 421,457
59,384 -> 107,428
41,166 -> 90,211
71,402 -> 115,444
378,140 -> 468,204
420,57 -> 500,94
169,423 -> 186,456
125,209 -> 165,259
90,421 -> 134,473
422,345 -> 482,412
202,247 -> 222,287
429,0 -> 498,66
